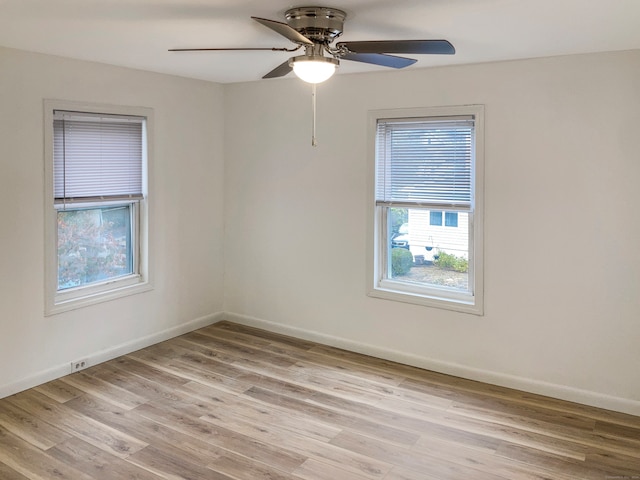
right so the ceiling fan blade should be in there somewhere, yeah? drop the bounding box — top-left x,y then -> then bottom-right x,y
337,39 -> 455,55
342,52 -> 417,69
169,47 -> 298,52
262,60 -> 293,79
252,16 -> 313,46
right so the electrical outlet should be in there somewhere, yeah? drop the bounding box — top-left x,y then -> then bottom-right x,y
70,358 -> 89,373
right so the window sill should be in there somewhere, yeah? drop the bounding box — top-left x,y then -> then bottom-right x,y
369,281 -> 483,315
46,278 -> 152,316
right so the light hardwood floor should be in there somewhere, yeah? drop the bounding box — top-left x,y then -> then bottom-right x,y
1,321 -> 639,479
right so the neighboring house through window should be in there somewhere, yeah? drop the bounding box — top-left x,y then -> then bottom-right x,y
44,101 -> 153,314
368,105 -> 484,314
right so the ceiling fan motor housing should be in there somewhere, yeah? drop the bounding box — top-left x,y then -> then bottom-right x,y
285,7 -> 346,43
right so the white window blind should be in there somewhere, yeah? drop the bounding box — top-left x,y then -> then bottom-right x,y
376,116 -> 474,209
53,111 -> 144,203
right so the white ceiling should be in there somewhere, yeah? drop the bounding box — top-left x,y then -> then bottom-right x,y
1,0 -> 639,84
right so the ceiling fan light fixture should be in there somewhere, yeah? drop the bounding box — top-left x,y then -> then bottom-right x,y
290,55 -> 339,83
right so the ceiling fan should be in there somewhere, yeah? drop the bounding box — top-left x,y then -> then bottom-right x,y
169,6 -> 455,83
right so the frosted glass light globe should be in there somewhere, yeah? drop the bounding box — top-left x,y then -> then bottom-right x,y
291,57 -> 339,83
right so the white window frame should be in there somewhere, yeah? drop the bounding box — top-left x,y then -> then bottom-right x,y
367,105 -> 484,315
44,100 -> 154,315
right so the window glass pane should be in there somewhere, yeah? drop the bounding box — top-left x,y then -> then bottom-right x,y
430,211 -> 442,226
390,208 -> 410,251
57,205 -> 133,290
387,208 -> 469,292
445,212 -> 458,227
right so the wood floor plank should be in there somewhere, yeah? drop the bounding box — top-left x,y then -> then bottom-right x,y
1,320 -> 639,480
127,444 -> 234,480
196,324 -> 281,352
0,460 -> 30,480
448,394 -> 597,431
47,436 -> 165,480
210,321 -> 318,350
180,331 -> 299,369
4,389 -> 148,459
243,385 -> 419,447
305,389 -> 445,443
487,388 -> 640,429
291,358 -> 405,389
126,380 -> 388,479
0,399 -> 72,450
383,463 -> 502,480
0,426 -> 94,480
399,366 -> 639,430
331,429 -> 499,477
292,457 -> 373,480
594,419 -> 640,443
59,371 -> 148,410
32,378 -> 84,403
132,401 -> 309,474
287,362 -> 396,405
331,429 -> 508,480
199,402 -> 392,479
88,361 -> 185,405
413,431 -> 579,480
431,410 -> 590,460
205,328 -> 407,393
495,442 -> 606,480
66,392 -> 299,480
207,454 -> 301,480
585,449 -> 640,477
372,393 -> 451,419
109,354 -> 193,389
127,346 -> 251,386
449,400 -> 640,459
177,381 -> 342,443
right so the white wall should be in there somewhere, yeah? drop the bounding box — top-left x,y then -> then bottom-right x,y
223,50 -> 640,414
0,47 -> 225,395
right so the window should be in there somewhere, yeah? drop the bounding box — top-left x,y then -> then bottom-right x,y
44,101 -> 153,314
429,211 -> 459,227
445,212 -> 459,228
368,105 -> 484,314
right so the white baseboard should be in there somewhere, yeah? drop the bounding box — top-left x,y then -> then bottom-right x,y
0,311 -> 224,400
223,312 -> 640,417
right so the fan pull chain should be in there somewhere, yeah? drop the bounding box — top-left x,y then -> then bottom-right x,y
311,83 -> 318,147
